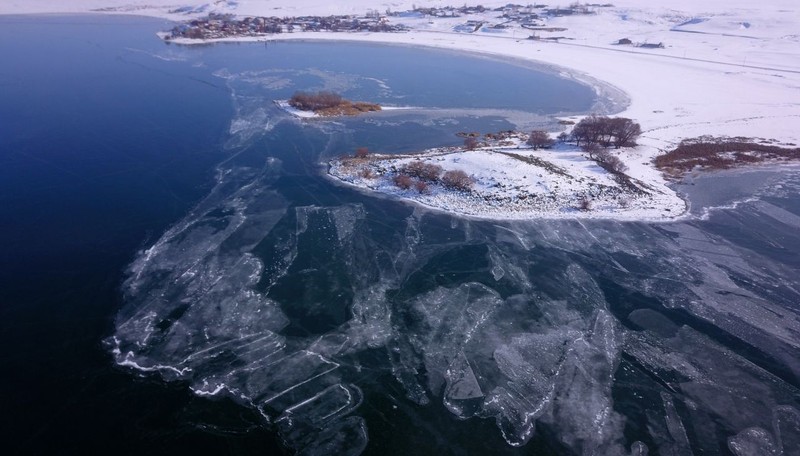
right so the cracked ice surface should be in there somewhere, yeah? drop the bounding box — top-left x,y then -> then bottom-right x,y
110,157 -> 800,453
107,60 -> 800,452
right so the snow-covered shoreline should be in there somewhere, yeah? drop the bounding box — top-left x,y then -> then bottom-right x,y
327,130 -> 688,221
6,1 -> 798,221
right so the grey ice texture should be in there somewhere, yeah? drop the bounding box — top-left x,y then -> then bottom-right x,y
109,65 -> 800,455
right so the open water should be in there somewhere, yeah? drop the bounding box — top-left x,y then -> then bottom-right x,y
2,15 -> 799,456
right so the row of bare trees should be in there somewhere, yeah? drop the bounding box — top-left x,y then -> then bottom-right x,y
571,115 -> 641,149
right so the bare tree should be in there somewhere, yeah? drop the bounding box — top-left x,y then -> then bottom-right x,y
354,147 -> 370,158
527,130 -> 555,149
571,114 -> 602,147
464,136 -> 480,150
571,115 -> 641,149
609,117 -> 641,148
582,143 -> 603,160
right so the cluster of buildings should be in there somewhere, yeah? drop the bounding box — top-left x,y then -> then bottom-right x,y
409,3 -> 610,34
165,3 -> 618,42
166,13 -> 408,40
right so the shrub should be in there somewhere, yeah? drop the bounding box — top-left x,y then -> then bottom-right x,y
607,155 -> 628,173
578,196 -> 593,211
354,147 -> 370,158
464,137 -> 480,150
402,161 -> 442,181
414,180 -> 429,194
402,161 -> 423,177
393,174 -> 413,189
441,169 -> 474,191
358,167 -> 375,179
420,163 -> 443,181
596,150 -> 628,173
527,130 -> 555,149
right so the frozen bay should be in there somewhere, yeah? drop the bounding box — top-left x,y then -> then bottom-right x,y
2,15 -> 800,455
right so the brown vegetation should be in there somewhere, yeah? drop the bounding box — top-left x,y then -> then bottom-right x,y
402,161 -> 443,181
654,137 -> 800,176
527,130 -> 555,149
288,91 -> 381,117
464,136 -> 480,150
441,169 -> 474,192
596,150 -> 629,173
393,174 -> 414,190
289,91 -> 343,110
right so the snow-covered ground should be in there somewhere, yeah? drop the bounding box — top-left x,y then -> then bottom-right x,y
329,134 -> 686,221
5,1 -> 799,220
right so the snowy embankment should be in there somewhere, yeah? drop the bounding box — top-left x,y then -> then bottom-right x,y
6,1 -> 798,220
273,100 -> 318,119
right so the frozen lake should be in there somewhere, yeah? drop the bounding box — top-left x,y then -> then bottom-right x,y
3,15 -> 800,455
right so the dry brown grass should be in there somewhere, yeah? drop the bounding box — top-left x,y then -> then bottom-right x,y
655,137 -> 800,176
289,91 -> 381,117
316,101 -> 381,117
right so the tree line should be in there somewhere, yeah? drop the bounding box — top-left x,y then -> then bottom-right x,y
570,115 -> 641,149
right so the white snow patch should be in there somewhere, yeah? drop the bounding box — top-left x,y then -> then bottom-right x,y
329,140 -> 686,221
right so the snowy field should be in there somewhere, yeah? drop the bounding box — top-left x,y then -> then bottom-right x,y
5,0 -> 799,220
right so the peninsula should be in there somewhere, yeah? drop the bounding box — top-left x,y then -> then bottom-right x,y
8,0 -> 798,222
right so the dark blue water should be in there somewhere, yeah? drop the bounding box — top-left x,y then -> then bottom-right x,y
3,15 -> 800,456
0,15 -> 281,455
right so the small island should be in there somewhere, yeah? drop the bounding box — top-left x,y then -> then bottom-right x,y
276,91 -> 381,118
328,117 -> 689,221
329,113 -> 800,221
